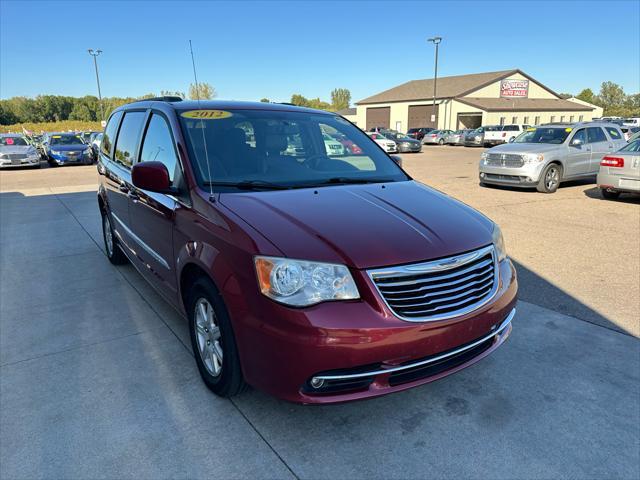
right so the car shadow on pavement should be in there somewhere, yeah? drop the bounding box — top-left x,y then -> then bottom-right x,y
583,186 -> 640,203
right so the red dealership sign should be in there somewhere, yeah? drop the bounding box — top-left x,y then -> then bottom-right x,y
500,79 -> 529,98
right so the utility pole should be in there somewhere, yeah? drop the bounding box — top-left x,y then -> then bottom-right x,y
427,37 -> 442,128
88,49 -> 104,122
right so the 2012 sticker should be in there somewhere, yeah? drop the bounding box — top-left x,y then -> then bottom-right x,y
181,110 -> 233,120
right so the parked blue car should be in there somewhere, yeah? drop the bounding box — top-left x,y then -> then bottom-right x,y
43,133 -> 94,166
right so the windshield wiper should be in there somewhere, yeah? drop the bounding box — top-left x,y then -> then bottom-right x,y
316,177 -> 396,186
203,180 -> 292,190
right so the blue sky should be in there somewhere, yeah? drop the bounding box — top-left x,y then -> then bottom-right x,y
1,0 -> 639,102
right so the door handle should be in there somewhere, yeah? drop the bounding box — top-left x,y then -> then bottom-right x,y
127,191 -> 139,201
118,181 -> 129,193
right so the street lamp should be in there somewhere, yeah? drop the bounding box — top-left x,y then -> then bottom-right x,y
427,36 -> 442,127
87,49 -> 104,121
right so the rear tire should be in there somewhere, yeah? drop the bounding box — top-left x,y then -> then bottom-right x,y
186,277 -> 247,398
102,210 -> 128,265
600,188 -> 621,200
438,139 -> 444,145
536,163 -> 562,193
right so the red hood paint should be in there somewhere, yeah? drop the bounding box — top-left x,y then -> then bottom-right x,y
220,181 -> 494,269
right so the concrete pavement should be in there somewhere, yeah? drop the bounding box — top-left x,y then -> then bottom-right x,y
0,162 -> 638,479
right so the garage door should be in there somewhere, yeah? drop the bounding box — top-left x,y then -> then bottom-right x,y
366,107 -> 390,130
457,113 -> 482,129
408,105 -> 437,129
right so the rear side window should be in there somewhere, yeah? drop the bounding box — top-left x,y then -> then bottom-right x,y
114,111 -> 146,168
140,113 -> 179,182
587,127 -> 607,143
100,111 -> 123,158
605,127 -> 622,140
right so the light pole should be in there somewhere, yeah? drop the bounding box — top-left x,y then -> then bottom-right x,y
427,36 -> 442,128
88,49 -> 104,121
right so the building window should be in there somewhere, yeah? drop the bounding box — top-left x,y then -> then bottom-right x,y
579,115 -> 584,122
550,116 -> 556,123
560,115 -> 565,122
534,116 -> 540,125
569,115 -> 574,122
523,116 -> 529,125
499,117 -> 506,125
511,116 -> 517,124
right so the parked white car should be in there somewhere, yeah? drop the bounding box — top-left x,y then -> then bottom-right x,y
622,118 -> 640,127
484,125 -> 531,146
366,132 -> 397,153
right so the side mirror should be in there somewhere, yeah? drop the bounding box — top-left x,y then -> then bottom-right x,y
508,137 -> 515,143
571,138 -> 583,147
131,161 -> 171,192
390,155 -> 403,167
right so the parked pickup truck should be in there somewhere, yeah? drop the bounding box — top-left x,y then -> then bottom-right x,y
484,125 -> 530,146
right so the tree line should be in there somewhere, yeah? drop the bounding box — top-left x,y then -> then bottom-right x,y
0,85 -> 353,126
571,81 -> 640,117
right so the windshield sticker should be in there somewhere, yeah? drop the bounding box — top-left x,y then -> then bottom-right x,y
565,128 -> 573,132
52,135 -> 62,138
526,128 -> 536,131
6,138 -> 14,145
181,110 -> 232,120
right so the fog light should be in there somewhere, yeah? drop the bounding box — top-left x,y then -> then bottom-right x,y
480,172 -> 485,178
310,377 -> 324,389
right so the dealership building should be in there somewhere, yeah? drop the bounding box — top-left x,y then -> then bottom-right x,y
347,69 -> 602,132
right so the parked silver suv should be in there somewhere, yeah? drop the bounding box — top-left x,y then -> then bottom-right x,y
478,122 -> 627,193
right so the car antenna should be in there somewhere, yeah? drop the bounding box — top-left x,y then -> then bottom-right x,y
189,39 -> 215,202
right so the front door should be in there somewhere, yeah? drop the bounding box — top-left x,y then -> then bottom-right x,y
566,128 -> 591,176
128,112 -> 180,303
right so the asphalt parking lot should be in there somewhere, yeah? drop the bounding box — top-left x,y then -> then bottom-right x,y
1,148 -> 638,479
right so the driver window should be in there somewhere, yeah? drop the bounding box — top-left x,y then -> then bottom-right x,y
571,129 -> 586,145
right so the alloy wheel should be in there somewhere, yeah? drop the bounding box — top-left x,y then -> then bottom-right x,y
194,298 -> 223,377
103,215 -> 114,257
545,167 -> 560,190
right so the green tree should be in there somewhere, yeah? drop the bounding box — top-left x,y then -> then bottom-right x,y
576,88 -> 596,104
598,81 -> 626,112
69,103 -> 93,121
0,102 -> 18,125
260,98 -> 270,103
188,82 -> 216,100
331,88 -> 351,110
290,94 -> 308,106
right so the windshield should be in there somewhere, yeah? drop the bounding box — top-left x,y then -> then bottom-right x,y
514,127 -> 571,144
0,136 -> 28,146
49,135 -> 84,146
179,109 -> 408,190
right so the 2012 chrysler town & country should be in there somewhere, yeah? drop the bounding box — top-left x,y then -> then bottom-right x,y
97,98 -> 517,404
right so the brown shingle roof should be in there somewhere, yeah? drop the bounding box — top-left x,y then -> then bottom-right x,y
456,97 -> 594,112
336,107 -> 357,116
357,70 -> 519,105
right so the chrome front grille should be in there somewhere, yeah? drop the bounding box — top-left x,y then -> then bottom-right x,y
368,245 -> 498,322
485,153 -> 524,168
5,154 -> 27,160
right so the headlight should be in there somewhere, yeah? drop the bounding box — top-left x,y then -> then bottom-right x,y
254,256 -> 360,306
475,135 -> 482,141
51,150 -> 61,155
0,153 -> 7,159
523,153 -> 544,164
492,224 -> 507,262
480,152 -> 489,160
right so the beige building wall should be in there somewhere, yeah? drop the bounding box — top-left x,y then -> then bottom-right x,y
483,110 -> 595,125
356,100 -> 446,132
567,97 -> 604,118
469,72 -> 557,99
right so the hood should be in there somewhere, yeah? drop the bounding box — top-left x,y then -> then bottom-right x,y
49,144 -> 88,152
487,142 -> 565,155
398,138 -> 421,145
221,181 -> 494,269
0,145 -> 36,155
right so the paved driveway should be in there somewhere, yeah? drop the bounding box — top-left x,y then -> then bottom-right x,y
1,159 -> 638,479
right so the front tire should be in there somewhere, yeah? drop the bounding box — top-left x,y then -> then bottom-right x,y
186,277 -> 247,398
438,138 -> 444,145
102,211 -> 128,265
600,188 -> 620,200
537,163 -> 562,193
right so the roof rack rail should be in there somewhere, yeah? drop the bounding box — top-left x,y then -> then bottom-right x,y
131,96 -> 183,103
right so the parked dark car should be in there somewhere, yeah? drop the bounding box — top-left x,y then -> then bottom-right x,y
42,133 -> 94,165
97,99 -> 517,404
407,127 -> 435,140
464,127 -> 486,147
383,132 -> 422,153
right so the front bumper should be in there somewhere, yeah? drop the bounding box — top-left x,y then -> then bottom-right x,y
422,138 -> 442,145
464,139 -> 483,147
50,152 -> 93,165
597,169 -> 640,193
0,156 -> 41,168
230,257 -> 517,404
479,162 -> 544,187
398,143 -> 422,153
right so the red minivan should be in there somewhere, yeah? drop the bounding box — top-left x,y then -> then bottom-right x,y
97,98 -> 517,404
